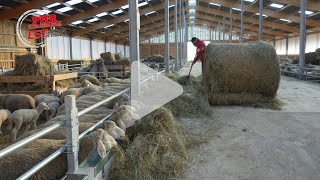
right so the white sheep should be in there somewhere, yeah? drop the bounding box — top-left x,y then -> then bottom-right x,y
0,109 -> 11,135
10,102 -> 49,142
113,109 -> 140,132
34,94 -> 60,106
45,102 -> 60,120
104,121 -> 126,140
90,128 -> 117,158
114,105 -> 136,113
60,88 -> 84,103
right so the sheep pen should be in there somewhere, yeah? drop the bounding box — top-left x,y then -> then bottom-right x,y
203,42 -> 281,108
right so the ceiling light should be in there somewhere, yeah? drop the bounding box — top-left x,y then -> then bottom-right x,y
71,20 -> 83,25
145,11 -> 156,16
111,9 -> 123,15
299,10 -> 314,15
169,5 -> 175,8
124,19 -> 129,22
96,12 -> 108,17
46,3 -> 60,8
66,0 -> 83,5
209,3 -> 220,7
280,18 -> 291,23
270,3 -> 284,8
189,9 -> 196,13
244,0 -> 254,2
35,10 -> 51,15
105,24 -> 114,28
87,0 -> 99,2
57,7 -> 73,13
87,17 -> 99,22
255,13 -> 268,17
189,17 -> 195,19
121,4 -> 129,9
138,2 -> 148,7
232,8 -> 241,11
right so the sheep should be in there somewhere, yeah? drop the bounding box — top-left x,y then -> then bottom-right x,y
45,102 -> 60,120
83,82 -> 102,95
60,87 -> 84,103
104,121 -> 126,140
79,74 -> 101,86
113,109 -> 140,131
0,109 -> 11,135
10,102 -> 49,142
80,79 -> 93,88
34,94 -> 60,106
0,94 -> 35,112
114,105 -> 136,113
89,128 -> 120,159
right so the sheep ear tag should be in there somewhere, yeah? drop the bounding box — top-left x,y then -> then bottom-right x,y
131,61 -> 183,120
97,139 -> 107,159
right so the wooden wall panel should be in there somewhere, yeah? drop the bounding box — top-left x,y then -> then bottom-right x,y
140,43 -> 175,59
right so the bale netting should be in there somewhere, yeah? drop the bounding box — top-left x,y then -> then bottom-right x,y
203,42 -> 281,106
14,53 -> 55,76
108,107 -> 188,180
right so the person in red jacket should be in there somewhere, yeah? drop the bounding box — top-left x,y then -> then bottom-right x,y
191,37 -> 206,72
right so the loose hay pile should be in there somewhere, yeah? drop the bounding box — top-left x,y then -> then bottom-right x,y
81,59 -> 108,78
109,107 -> 188,180
14,53 -> 55,76
165,74 -> 211,117
144,54 -> 166,63
203,42 -> 281,106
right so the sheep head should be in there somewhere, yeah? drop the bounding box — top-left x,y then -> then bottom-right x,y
38,102 -> 49,111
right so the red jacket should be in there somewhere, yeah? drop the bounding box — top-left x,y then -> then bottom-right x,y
193,39 -> 206,64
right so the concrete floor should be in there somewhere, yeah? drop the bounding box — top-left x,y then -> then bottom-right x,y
179,62 -> 320,180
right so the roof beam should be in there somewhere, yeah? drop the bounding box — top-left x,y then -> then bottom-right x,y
194,13 -> 285,38
72,0 -> 175,36
95,10 -> 176,39
271,0 -> 320,12
193,5 -> 299,33
199,0 -> 319,27
0,0 -> 63,21
61,0 -> 128,25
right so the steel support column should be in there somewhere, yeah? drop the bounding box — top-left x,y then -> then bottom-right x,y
286,34 -> 289,58
69,36 -> 73,60
259,0 -> 263,41
223,17 -> 226,42
179,0 -> 182,66
174,0 -> 178,71
240,0 -> 244,43
89,38 -> 93,61
129,0 -> 140,94
229,8 -> 232,42
165,0 -> 170,73
299,0 -> 306,80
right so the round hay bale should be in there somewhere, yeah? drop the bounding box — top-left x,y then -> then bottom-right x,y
203,42 -> 280,105
100,52 -> 115,63
79,74 -> 101,86
14,53 -> 55,76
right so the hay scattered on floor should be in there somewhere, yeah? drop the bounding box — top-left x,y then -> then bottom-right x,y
165,74 -> 212,117
109,107 -> 188,180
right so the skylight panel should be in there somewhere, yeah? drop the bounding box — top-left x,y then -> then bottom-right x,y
87,17 -> 99,22
71,20 -> 83,25
255,13 -> 268,17
244,0 -> 254,2
209,3 -> 220,7
35,10 -> 51,15
138,2 -> 148,7
145,11 -> 156,16
121,4 -> 129,9
270,3 -> 284,8
299,10 -> 314,15
57,7 -> 73,13
46,3 -> 60,8
112,9 -> 123,15
232,8 -> 241,11
66,0 -> 83,5
189,9 -> 196,13
280,19 -> 291,23
96,12 -> 108,17
105,24 -> 115,28
87,0 -> 99,3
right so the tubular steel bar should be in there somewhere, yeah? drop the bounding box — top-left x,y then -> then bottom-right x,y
179,0 -> 182,66
174,0 -> 178,71
17,146 -> 67,180
299,0 -> 306,80
229,8 -> 232,42
240,0 -> 244,43
165,0 -> 170,73
259,0 -> 263,41
79,114 -> 113,139
78,88 -> 130,116
0,121 -> 64,159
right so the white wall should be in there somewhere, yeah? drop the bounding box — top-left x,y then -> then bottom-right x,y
46,37 -> 127,60
275,32 -> 320,55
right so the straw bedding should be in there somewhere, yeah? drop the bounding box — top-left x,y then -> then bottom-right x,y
108,107 -> 188,180
203,42 -> 280,106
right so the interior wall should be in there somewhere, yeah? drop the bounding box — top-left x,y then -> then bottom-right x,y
275,32 -> 320,55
